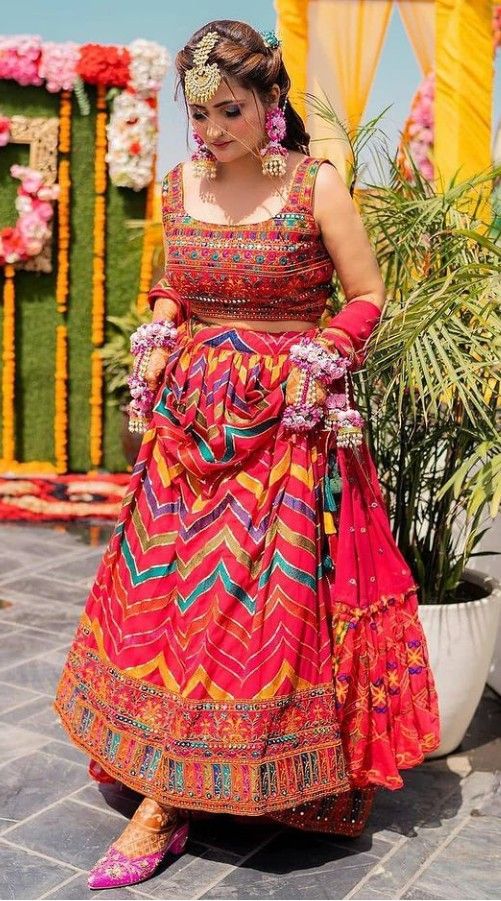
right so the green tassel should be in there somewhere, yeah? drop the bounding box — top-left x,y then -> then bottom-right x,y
329,457 -> 343,496
323,454 -> 342,514
323,469 -> 337,513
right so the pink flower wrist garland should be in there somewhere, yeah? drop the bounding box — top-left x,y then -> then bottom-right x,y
282,335 -> 364,448
324,382 -> 364,449
128,319 -> 177,433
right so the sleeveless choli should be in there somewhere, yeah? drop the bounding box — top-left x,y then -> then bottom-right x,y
53,155 -> 440,827
161,155 -> 335,321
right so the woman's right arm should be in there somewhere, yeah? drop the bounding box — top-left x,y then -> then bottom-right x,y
143,231 -> 185,389
149,230 -> 185,322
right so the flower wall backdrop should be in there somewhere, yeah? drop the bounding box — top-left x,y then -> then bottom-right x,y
0,36 -> 169,473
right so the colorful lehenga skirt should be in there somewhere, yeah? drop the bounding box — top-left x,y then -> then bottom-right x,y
53,315 -> 440,835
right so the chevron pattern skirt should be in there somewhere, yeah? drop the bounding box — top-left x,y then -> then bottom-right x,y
53,316 -> 440,826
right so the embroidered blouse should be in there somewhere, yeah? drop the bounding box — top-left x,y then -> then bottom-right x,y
159,155 -> 335,322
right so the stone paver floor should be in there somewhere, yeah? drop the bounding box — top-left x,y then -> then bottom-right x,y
0,520 -> 499,901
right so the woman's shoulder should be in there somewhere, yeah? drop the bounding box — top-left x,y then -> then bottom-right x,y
161,161 -> 184,185
308,156 -> 345,195
304,154 -> 336,172
160,162 -> 185,217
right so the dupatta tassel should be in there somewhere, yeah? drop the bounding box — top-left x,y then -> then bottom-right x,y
321,443 -> 342,572
322,448 -> 342,534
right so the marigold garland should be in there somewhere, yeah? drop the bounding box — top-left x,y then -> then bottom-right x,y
56,91 -> 72,316
89,84 -> 108,468
92,85 -> 107,345
54,324 -> 69,473
51,91 -> 73,472
89,350 -> 104,467
1,264 -> 16,465
136,151 -> 156,313
55,161 -> 70,315
58,88 -> 72,153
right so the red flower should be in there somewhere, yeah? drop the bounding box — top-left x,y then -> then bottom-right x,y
129,141 -> 142,155
77,43 -> 130,87
1,226 -> 28,262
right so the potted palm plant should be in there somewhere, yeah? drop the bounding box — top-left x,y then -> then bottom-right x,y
313,94 -> 501,756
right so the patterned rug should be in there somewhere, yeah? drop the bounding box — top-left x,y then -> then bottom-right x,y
0,474 -> 131,521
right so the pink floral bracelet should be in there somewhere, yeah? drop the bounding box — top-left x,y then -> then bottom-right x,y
281,335 -> 364,448
127,319 -> 178,433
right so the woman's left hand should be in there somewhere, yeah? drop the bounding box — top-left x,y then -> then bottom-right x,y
143,348 -> 170,391
285,365 -> 328,407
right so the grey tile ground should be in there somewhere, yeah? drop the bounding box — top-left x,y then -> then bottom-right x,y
199,830 -> 389,900
0,695 -> 58,725
0,840 -> 75,900
46,873 -> 155,899
0,574 -> 87,605
0,629 -> 67,671
0,725 -> 51,769
0,595 -> 83,636
0,520 -> 500,900
144,841 -> 244,900
4,797 -> 134,869
402,816 -> 501,900
71,782 -> 143,820
41,550 -> 108,584
0,680 -> 41,714
36,739 -> 88,768
0,647 -> 70,695
0,553 -> 34,580
0,751 -> 89,831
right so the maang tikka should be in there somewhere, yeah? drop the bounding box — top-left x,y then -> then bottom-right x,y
185,30 -> 222,104
185,30 -> 221,180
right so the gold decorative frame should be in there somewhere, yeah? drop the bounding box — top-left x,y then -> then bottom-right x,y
3,114 -> 59,273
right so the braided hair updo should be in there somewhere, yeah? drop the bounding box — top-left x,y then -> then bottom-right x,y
174,19 -> 310,155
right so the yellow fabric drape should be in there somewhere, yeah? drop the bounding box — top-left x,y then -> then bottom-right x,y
305,0 -> 393,176
435,0 -> 493,201
396,0 -> 434,76
274,0 -> 309,122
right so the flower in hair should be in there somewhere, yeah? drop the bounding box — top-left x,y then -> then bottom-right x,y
260,31 -> 281,50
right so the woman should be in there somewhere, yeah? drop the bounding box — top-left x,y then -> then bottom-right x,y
53,20 -> 440,891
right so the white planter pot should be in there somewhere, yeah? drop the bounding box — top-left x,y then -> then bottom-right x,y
418,568 -> 501,758
487,616 -> 501,695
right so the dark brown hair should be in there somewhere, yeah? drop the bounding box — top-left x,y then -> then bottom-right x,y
174,20 -> 310,155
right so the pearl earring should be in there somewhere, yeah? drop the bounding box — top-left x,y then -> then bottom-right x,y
260,99 -> 288,177
190,130 -> 217,179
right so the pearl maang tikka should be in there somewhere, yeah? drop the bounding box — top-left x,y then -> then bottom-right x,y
184,31 -> 222,104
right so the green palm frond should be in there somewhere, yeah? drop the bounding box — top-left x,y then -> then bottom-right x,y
309,94 -> 501,602
98,307 -> 151,407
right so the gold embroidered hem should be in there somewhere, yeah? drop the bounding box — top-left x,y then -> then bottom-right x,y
53,616 -> 351,816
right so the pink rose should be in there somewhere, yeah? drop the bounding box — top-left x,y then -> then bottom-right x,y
38,185 -> 60,202
33,200 -> 54,222
0,116 -> 10,147
18,211 -> 42,237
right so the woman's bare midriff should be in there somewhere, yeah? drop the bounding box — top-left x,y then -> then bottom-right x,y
194,315 -> 319,333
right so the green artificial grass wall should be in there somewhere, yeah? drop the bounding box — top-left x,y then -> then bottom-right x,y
0,81 -> 146,472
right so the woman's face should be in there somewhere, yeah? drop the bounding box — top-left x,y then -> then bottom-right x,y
186,75 -> 280,164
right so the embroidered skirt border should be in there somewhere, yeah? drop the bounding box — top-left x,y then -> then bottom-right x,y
53,622 -> 351,815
